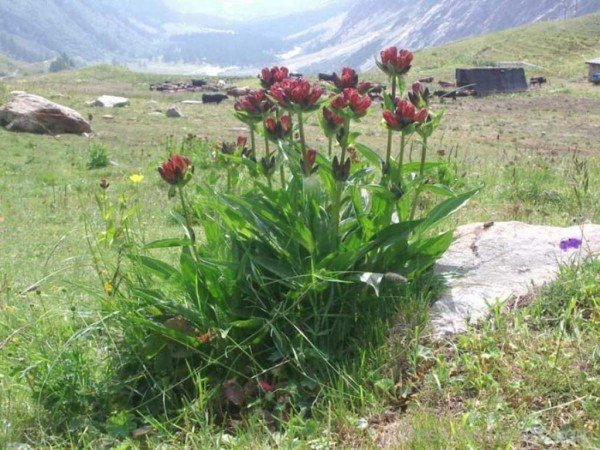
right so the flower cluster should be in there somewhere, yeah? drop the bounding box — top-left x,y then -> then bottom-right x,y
332,68 -> 359,91
383,99 -> 428,131
265,115 -> 292,142
260,66 -> 289,89
270,78 -> 323,112
330,88 -> 372,119
158,154 -> 193,186
320,107 -> 345,137
377,47 -> 413,77
234,90 -> 273,123
408,82 -> 431,109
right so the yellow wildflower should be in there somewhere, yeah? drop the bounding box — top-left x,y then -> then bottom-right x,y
103,281 -> 113,294
129,174 -> 144,183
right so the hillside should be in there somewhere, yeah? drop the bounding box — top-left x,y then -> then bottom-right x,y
284,0 -> 600,72
1,0 -> 599,74
410,11 -> 600,81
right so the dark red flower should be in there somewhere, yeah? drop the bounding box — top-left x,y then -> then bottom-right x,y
330,88 -> 372,118
260,155 -> 276,177
408,81 -> 431,108
234,90 -> 273,122
260,66 -> 290,89
264,115 -> 292,141
237,136 -> 248,148
332,156 -> 351,182
301,148 -> 318,176
332,67 -> 359,91
270,78 -> 323,112
383,99 -> 428,131
378,47 -> 413,76
158,154 -> 193,186
357,81 -> 373,95
321,106 -> 344,135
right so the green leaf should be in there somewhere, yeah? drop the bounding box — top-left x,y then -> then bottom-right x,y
355,143 -> 383,170
230,318 -> 264,329
420,183 -> 456,197
143,238 -> 192,249
417,188 -> 480,233
127,254 -> 180,281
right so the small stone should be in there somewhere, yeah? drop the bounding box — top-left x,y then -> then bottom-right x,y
90,95 -> 129,108
166,105 -> 182,118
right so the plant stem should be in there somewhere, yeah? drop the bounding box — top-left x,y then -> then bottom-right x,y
384,76 -> 398,171
280,165 -> 286,189
332,117 -> 351,245
250,127 -> 257,160
410,136 -> 428,220
419,136 -> 428,177
297,110 -> 308,162
328,136 -> 333,158
396,132 -> 406,186
178,186 -> 200,262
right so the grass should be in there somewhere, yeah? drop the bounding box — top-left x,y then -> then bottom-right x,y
0,12 -> 599,448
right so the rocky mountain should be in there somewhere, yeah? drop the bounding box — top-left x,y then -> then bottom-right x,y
282,0 -> 600,72
0,0 -> 598,73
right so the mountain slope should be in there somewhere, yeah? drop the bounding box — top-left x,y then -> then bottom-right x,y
0,0 -> 598,74
0,0 -> 173,62
282,0 -> 600,72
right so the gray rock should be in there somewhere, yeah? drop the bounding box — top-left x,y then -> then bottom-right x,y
431,221 -> 600,337
91,95 -> 129,108
166,105 -> 182,118
0,92 -> 91,135
180,100 -> 203,105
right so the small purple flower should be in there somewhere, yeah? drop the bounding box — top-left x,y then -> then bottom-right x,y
559,238 -> 582,252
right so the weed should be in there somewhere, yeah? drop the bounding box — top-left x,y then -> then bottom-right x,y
86,143 -> 110,170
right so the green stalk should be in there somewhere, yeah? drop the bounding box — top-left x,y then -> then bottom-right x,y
297,110 -> 308,162
419,136 -> 428,177
263,119 -> 274,185
396,132 -> 406,186
328,135 -> 333,158
384,76 -> 398,171
178,186 -> 200,263
332,117 -> 351,244
250,127 -> 257,160
410,136 -> 428,220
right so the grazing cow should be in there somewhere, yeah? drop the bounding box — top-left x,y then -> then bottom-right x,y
434,90 -> 457,101
226,87 -> 251,98
318,72 -> 336,82
369,83 -> 387,94
418,77 -> 434,83
289,72 -> 303,78
191,79 -> 207,87
438,81 -> 456,88
368,92 -> 384,102
202,93 -> 229,104
530,76 -> 547,87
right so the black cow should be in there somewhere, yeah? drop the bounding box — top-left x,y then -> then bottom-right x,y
202,93 -> 229,104
289,72 -> 303,78
192,79 -> 207,87
530,76 -> 547,87
318,72 -> 336,82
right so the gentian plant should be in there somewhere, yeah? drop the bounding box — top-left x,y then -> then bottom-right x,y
96,47 -> 479,422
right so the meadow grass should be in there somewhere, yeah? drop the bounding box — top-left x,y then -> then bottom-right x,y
1,13 -> 599,448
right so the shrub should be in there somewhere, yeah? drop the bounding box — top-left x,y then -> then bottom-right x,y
86,143 -> 110,170
48,52 -> 75,73
93,49 -> 479,421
